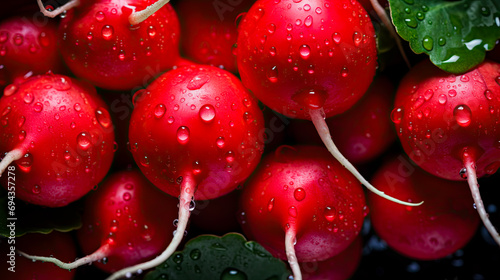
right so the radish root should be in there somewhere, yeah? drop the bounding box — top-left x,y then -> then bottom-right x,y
285,228 -> 302,280
37,0 -> 80,18
17,244 -> 110,270
105,174 -> 195,280
0,149 -> 25,177
309,108 -> 423,207
369,0 -> 411,69
463,155 -> 500,246
129,0 -> 171,26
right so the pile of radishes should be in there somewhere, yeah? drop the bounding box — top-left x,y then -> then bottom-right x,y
1,0 -> 499,279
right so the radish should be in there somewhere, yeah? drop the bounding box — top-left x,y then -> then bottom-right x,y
368,156 -> 480,260
289,76 -> 396,165
236,0 -> 419,206
108,64 -> 265,279
0,73 -> 115,207
0,231 -> 77,280
18,169 -> 179,273
239,145 -> 367,280
0,15 -> 66,86
57,0 -> 180,90
392,59 -> 500,246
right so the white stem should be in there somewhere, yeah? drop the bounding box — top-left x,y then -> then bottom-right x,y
309,108 -> 423,207
17,244 -> 109,270
105,175 -> 194,280
37,0 -> 80,18
464,157 -> 500,246
128,0 -> 171,26
285,229 -> 302,280
0,149 -> 24,177
369,0 -> 411,69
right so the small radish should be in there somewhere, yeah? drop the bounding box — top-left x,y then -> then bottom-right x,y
236,0 -> 417,206
18,169 -> 179,273
108,64 -> 265,279
175,0 -> 255,73
57,0 -> 180,90
289,76 -> 396,165
392,59 -> 500,245
0,231 -> 77,280
0,15 -> 66,87
239,145 -> 367,280
368,156 -> 480,260
0,73 -> 115,207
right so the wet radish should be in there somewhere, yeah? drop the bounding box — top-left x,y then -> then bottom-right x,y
57,0 -> 180,90
368,156 -> 480,259
236,0 -> 418,206
239,145 -> 367,280
0,73 -> 115,207
18,169 -> 179,273
392,59 -> 500,246
108,64 -> 265,279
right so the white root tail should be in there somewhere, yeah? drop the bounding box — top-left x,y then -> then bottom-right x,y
18,244 -> 110,270
105,175 -> 194,280
0,149 -> 25,177
369,0 -> 411,69
128,0 -> 171,26
285,228 -> 302,280
37,0 -> 80,18
464,157 -> 500,246
309,108 -> 423,207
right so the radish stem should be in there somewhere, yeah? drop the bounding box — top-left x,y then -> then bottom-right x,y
309,108 -> 423,207
0,148 -> 25,177
285,228 -> 302,280
18,244 -> 110,270
105,174 -> 195,280
129,0 -> 171,26
463,155 -> 500,246
37,0 -> 80,18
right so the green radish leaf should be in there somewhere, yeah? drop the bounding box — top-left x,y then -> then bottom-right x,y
389,0 -> 500,73
144,233 -> 291,280
0,189 -> 82,237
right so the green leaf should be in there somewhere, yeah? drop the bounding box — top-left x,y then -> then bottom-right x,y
389,0 -> 500,73
0,189 -> 83,237
144,233 -> 291,280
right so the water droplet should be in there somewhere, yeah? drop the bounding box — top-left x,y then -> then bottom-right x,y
459,168 -> 467,179
267,23 -> 276,34
304,15 -> 313,27
33,102 -> 43,112
123,192 -> 131,201
288,206 -> 297,217
77,132 -> 92,150
148,26 -> 156,38
332,32 -> 341,44
177,126 -> 190,144
438,37 -> 446,46
484,90 -> 494,100
481,6 -> 491,16
101,25 -> 114,40
293,188 -> 306,201
438,94 -> 447,105
18,153 -> 33,172
154,104 -> 166,119
323,206 -> 336,222
404,17 -> 418,28
95,107 -> 112,128
353,32 -> 362,46
4,84 -> 17,96
17,116 -> 25,128
266,66 -> 278,83
187,74 -> 210,90
267,198 -> 275,212
220,268 -> 247,280
315,7 -> 322,14
18,130 -> 26,141
448,89 -> 457,97
390,107 -> 404,124
199,104 -> 216,122
13,34 -> 23,45
140,155 -> 150,167
95,11 -> 105,21
460,75 -> 469,82
118,51 -> 126,61
303,4 -> 311,11
190,249 -> 201,260
0,31 -> 8,43
225,151 -> 235,163
453,105 -> 472,127
32,185 -> 41,194
74,103 -> 82,112
485,161 -> 500,175
299,44 -> 311,59
422,36 -> 433,51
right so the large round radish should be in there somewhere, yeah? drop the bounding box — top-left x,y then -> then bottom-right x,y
368,156 -> 480,260
18,169 -> 178,273
236,0 -> 416,206
0,73 -> 115,207
58,0 -> 180,90
392,59 -> 500,245
108,64 -> 265,279
239,145 -> 367,280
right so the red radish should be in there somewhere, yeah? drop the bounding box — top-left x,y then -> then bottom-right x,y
368,156 -> 480,259
57,0 -> 180,90
0,73 -> 115,207
289,76 -> 396,165
175,0 -> 255,73
0,15 -> 66,87
239,145 -> 367,280
0,231 -> 77,280
18,169 -> 179,273
236,0 -> 416,206
108,64 -> 265,279
392,59 -> 500,245
300,236 -> 363,280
